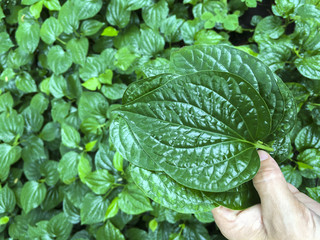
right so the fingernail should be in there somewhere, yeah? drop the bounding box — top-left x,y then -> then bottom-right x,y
258,150 -> 269,161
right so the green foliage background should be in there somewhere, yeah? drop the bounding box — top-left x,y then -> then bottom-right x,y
0,0 -> 319,239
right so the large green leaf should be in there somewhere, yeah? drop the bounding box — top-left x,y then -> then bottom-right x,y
169,45 -> 290,137
113,71 -> 270,192
130,165 -> 258,213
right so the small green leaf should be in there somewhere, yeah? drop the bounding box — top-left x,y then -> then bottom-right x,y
44,0 -> 61,11
58,0 -> 79,34
40,17 -> 63,45
47,45 -> 73,75
0,185 -> 16,214
295,55 -> 320,80
118,184 -> 153,215
82,77 -> 101,91
139,27 -> 165,56
80,20 -> 104,36
142,0 -> 169,29
113,151 -> 124,172
20,181 -> 47,213
149,219 -> 158,232
78,153 -> 92,183
15,22 -> 40,53
101,26 -> 119,37
66,37 -> 89,66
0,68 -> 16,82
85,169 -> 114,194
0,32 -> 14,54
0,111 -> 24,143
0,216 -> 9,225
0,92 -> 14,113
80,193 -> 109,224
96,221 -> 125,240
106,0 -> 131,29
104,197 -> 119,220
99,69 -> 113,84
15,71 -> 37,93
47,213 -> 73,239
101,83 -> 127,100
85,140 -> 97,152
58,151 -> 79,184
74,0 -> 103,20
306,186 -> 320,202
30,0 -> 43,19
114,47 -> 138,71
61,123 -> 81,149
281,165 -> 302,188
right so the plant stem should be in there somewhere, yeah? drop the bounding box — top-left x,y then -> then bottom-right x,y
254,141 -> 274,152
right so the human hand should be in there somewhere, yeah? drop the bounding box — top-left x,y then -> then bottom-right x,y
211,150 -> 320,240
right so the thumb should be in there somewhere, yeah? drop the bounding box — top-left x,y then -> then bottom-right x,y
253,150 -> 307,234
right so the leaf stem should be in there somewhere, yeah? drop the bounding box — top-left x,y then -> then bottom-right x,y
254,141 -> 274,152
56,37 -> 66,45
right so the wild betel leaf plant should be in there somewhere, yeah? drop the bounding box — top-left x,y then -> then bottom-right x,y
110,44 -> 297,213
1,0 -> 320,239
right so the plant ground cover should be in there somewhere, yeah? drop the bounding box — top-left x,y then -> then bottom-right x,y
0,0 -> 319,239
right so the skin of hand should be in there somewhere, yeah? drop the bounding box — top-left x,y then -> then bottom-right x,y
211,150 -> 320,240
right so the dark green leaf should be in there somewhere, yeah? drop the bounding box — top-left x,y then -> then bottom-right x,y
66,37 -> 89,66
295,55 -> 320,80
295,124 -> 320,151
0,185 -> 16,214
0,110 -> 24,143
106,0 -> 131,29
58,0 -> 80,34
74,0 -> 102,20
118,183 -> 153,215
96,221 -> 125,240
47,213 -> 73,240
142,0 -> 169,29
80,193 -> 109,224
281,165 -> 302,188
0,32 -> 14,54
80,20 -> 104,36
58,151 -> 80,184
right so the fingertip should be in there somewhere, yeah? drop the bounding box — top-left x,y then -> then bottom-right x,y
257,150 -> 270,161
211,206 -> 239,222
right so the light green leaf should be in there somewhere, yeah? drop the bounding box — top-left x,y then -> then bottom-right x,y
44,0 -> 61,11
101,26 -> 119,37
15,22 -> 40,53
80,20 -> 104,36
118,184 -> 153,215
82,77 -> 101,91
142,0 -> 169,29
104,197 -> 119,220
0,216 -> 9,225
98,69 -> 113,84
30,0 -> 43,19
20,181 -> 47,213
66,37 -> 89,65
61,123 -> 81,149
85,140 -> 97,152
84,169 -> 114,194
47,45 -> 73,75
106,0 -> 131,29
149,219 -> 158,232
21,0 -> 39,5
78,153 -> 92,183
112,151 -> 124,172
96,221 -> 125,240
80,193 -> 109,224
0,6 -> 5,19
40,17 -> 63,45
